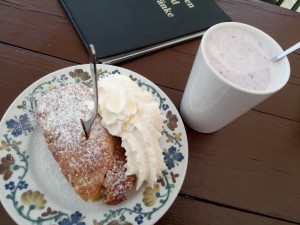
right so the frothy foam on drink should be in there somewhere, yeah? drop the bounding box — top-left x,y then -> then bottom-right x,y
205,27 -> 274,91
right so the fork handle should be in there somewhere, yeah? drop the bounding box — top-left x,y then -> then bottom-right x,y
82,44 -> 99,137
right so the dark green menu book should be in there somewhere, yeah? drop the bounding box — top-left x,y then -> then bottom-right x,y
60,0 -> 230,64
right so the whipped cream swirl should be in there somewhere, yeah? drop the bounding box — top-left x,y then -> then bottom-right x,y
97,75 -> 165,189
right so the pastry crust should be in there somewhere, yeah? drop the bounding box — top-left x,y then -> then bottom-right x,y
35,84 -> 135,204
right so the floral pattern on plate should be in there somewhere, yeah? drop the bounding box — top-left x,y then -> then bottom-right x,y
0,65 -> 188,225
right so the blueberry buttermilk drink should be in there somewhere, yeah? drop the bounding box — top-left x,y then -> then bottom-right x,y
205,27 -> 274,91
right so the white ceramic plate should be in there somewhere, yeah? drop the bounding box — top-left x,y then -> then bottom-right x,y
0,64 -> 188,225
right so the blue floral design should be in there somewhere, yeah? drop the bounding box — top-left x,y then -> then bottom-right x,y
6,114 -> 33,137
163,146 -> 184,170
135,215 -> 143,225
112,69 -> 121,74
133,203 -> 142,213
60,74 -> 68,81
58,211 -> 85,225
75,78 -> 81,83
18,181 -> 28,190
59,74 -> 68,86
5,181 -> 15,190
162,104 -> 169,110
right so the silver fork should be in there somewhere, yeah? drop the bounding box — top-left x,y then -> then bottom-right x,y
81,44 -> 99,139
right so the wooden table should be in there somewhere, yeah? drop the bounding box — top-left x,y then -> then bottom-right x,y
1,0 -> 300,224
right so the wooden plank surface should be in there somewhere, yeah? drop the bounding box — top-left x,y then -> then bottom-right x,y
0,195 -> 296,225
1,41 -> 300,223
1,0 -> 300,224
1,42 -> 300,123
1,0 -> 300,81
0,0 -> 87,62
183,111 -> 300,223
157,195 -> 296,225
1,0 -> 300,122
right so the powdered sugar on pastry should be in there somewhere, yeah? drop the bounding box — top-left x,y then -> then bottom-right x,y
97,75 -> 166,189
35,84 -> 135,204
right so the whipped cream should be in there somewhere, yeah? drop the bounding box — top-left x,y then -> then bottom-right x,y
97,75 -> 165,189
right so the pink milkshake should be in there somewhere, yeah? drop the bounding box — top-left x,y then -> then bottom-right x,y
180,22 -> 290,133
204,27 -> 274,91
